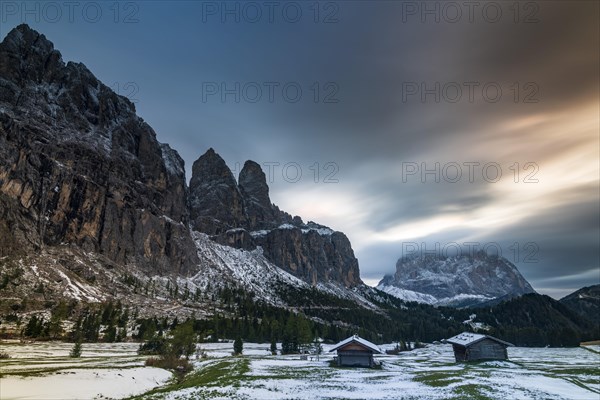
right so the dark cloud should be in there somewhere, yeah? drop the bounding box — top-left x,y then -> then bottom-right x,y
477,192 -> 600,283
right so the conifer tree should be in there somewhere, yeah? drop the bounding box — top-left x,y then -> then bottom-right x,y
234,336 -> 243,355
70,341 -> 82,358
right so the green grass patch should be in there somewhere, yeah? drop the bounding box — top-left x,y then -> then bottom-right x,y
128,358 -> 250,399
452,383 -> 495,400
544,367 -> 600,376
414,371 -> 462,387
265,363 -> 340,381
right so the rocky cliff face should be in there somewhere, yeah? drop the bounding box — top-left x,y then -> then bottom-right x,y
377,252 -> 535,307
239,160 -> 284,231
189,150 -> 362,287
0,24 -> 198,275
252,225 -> 361,287
189,148 -> 248,235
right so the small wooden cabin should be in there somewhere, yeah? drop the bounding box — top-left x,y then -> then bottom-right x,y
445,332 -> 513,362
329,335 -> 381,367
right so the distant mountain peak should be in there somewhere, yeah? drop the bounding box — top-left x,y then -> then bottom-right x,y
189,148 -> 247,235
377,252 -> 535,307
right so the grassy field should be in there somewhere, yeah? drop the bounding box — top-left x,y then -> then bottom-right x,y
1,341 -> 599,399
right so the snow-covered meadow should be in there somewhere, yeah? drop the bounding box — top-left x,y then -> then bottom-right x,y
0,340 -> 171,399
1,340 -> 598,399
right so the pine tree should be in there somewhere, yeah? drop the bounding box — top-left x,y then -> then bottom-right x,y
116,327 -> 126,342
233,336 -> 243,355
270,338 -> 277,355
104,324 -> 117,343
313,336 -> 322,360
169,320 -> 196,358
70,341 -> 82,358
24,315 -> 41,337
400,340 -> 407,352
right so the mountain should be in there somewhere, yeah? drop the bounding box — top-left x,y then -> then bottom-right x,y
0,24 -> 198,275
377,252 -> 535,307
0,23 -> 364,325
560,285 -> 600,323
0,24 -> 360,294
188,149 -> 362,287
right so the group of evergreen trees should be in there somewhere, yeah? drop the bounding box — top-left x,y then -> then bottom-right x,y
22,300 -> 130,342
11,282 -> 599,349
473,294 -> 599,347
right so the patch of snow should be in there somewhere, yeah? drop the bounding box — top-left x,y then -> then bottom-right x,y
159,214 -> 181,225
249,229 -> 269,238
0,367 -> 170,399
377,284 -> 494,307
226,228 -> 246,234
55,269 -> 103,302
278,223 -> 296,230
301,227 -> 335,236
376,284 -> 438,304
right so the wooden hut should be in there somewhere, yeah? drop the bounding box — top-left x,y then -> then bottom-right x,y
445,332 -> 513,362
329,335 -> 381,367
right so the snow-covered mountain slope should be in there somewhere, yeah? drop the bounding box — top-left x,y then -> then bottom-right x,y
377,252 -> 535,307
0,225 -> 376,321
376,284 -> 495,307
189,231 -> 377,309
375,285 -> 438,304
189,231 -> 310,306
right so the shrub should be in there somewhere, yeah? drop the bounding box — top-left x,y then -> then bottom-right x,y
145,354 -> 192,373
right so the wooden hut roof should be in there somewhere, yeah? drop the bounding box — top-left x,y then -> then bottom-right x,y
445,332 -> 514,347
329,335 -> 382,354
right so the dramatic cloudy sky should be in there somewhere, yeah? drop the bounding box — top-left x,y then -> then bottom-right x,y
2,1 -> 598,298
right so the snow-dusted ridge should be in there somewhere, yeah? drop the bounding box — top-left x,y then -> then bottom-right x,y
376,283 -> 495,307
250,223 -> 335,239
376,284 -> 438,304
188,229 -> 377,310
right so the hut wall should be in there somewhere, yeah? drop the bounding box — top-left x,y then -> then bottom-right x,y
466,338 -> 507,361
337,350 -> 373,367
452,344 -> 467,362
